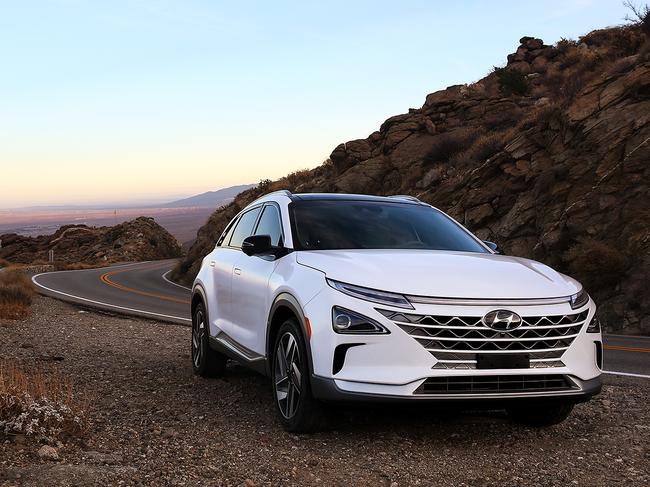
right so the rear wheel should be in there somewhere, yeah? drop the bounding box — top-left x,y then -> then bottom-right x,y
272,318 -> 324,433
192,302 -> 227,377
507,401 -> 574,427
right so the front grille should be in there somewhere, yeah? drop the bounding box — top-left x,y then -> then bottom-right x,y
414,374 -> 575,395
378,309 -> 588,369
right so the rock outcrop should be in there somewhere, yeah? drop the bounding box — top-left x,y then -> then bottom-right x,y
0,217 -> 182,265
174,25 -> 650,334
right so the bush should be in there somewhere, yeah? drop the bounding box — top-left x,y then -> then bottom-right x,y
493,67 -> 529,96
424,129 -> 480,164
556,37 -> 578,54
450,133 -> 506,166
0,268 -> 34,320
285,168 -> 312,188
0,361 -> 87,441
565,239 -> 628,291
258,179 -> 272,192
624,1 -> 650,36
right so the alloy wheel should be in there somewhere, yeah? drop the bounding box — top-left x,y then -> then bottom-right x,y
274,332 -> 302,419
192,309 -> 205,368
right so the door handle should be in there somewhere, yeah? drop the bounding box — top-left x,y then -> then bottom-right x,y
209,261 -> 216,267
234,267 -> 242,275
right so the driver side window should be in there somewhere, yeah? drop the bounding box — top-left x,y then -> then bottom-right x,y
254,205 -> 283,247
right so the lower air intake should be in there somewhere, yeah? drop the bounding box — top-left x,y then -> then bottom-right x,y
414,374 -> 575,395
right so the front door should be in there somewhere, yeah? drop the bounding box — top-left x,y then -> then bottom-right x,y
229,204 -> 284,355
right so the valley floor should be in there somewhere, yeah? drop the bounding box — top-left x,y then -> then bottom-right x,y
1,297 -> 649,486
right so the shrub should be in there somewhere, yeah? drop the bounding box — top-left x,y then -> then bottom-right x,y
565,239 -> 628,291
624,1 -> 650,36
449,133 -> 506,166
258,179 -> 272,192
556,37 -> 578,54
424,129 -> 480,164
0,269 -> 34,320
285,168 -> 312,188
493,67 -> 529,96
0,361 -> 87,441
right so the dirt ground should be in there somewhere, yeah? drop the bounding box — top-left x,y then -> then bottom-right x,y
1,296 -> 648,486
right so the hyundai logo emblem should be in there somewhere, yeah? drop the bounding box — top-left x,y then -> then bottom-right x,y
482,309 -> 522,331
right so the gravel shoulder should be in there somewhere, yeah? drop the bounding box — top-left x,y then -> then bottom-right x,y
1,296 -> 649,486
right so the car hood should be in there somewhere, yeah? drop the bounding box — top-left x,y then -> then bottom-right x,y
295,249 -> 581,299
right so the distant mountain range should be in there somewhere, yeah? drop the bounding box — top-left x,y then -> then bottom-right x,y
161,184 -> 256,208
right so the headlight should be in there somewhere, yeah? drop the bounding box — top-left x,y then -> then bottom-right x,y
586,315 -> 601,333
569,288 -> 589,309
332,306 -> 390,334
326,278 -> 413,309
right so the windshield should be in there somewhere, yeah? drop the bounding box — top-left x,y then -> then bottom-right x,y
290,200 -> 488,253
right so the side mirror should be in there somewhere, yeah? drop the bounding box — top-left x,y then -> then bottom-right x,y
483,240 -> 500,254
242,235 -> 272,256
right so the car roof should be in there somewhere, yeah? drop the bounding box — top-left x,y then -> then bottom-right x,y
246,191 -> 428,209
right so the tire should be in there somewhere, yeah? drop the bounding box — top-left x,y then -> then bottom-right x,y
191,302 -> 227,377
507,401 -> 574,427
272,318 -> 325,433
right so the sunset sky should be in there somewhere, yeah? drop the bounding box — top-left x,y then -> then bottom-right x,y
0,1 -> 631,208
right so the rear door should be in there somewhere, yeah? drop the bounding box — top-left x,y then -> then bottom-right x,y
229,203 -> 284,355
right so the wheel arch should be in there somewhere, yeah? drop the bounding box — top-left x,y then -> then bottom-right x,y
191,284 -> 208,318
266,293 -> 314,378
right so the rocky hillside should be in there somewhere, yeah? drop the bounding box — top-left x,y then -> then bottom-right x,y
174,23 -> 650,334
0,217 -> 181,265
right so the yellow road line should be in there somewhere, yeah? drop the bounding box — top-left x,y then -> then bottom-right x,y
100,263 -> 191,305
604,345 -> 650,354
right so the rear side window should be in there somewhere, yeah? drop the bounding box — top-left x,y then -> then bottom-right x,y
228,207 -> 261,248
254,205 -> 283,246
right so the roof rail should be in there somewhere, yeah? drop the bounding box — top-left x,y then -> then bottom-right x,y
266,189 -> 293,198
388,194 -> 421,203
250,189 -> 295,205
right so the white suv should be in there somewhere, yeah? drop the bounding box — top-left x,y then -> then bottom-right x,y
191,191 -> 602,432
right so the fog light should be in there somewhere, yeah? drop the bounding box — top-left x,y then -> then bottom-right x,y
586,316 -> 601,333
331,306 -> 389,334
333,312 -> 352,330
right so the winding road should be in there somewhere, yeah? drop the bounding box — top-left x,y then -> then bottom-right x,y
32,260 -> 649,377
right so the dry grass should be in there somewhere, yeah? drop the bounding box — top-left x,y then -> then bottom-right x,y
0,268 -> 34,320
449,133 -> 506,167
0,361 -> 87,441
424,129 -> 481,164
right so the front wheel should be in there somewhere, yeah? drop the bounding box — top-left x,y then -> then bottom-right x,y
507,401 -> 574,427
191,302 -> 227,377
272,319 -> 324,433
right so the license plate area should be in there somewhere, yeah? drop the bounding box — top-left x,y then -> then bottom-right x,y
476,353 -> 530,369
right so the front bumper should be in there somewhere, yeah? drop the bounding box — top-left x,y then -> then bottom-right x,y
304,285 -> 602,403
312,374 -> 602,404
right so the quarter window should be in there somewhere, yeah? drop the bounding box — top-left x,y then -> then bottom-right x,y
254,205 -> 283,246
228,207 -> 261,248
218,219 -> 237,247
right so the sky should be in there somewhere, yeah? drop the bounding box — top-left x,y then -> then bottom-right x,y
0,0 -> 634,208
